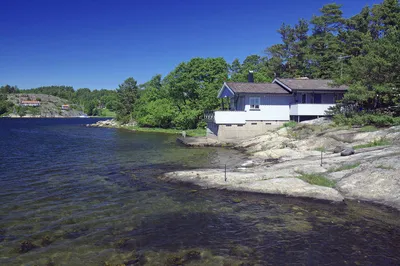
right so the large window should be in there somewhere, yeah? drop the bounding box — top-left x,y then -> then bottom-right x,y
249,97 -> 260,110
314,94 -> 322,103
301,94 -> 306,103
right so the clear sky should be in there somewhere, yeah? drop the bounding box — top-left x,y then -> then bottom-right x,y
0,0 -> 382,90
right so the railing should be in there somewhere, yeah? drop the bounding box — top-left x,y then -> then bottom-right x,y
290,104 -> 335,116
204,111 -> 215,122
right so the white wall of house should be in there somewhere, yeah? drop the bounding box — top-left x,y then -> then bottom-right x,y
215,111 -> 246,124
214,93 -> 342,124
243,94 -> 291,121
290,104 -> 335,116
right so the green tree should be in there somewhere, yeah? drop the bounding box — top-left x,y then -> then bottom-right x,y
163,57 -> 228,128
308,3 -> 346,79
267,19 -> 310,77
115,77 -> 139,123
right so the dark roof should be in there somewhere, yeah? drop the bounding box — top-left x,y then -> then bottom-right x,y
225,82 -> 289,94
276,78 -> 348,91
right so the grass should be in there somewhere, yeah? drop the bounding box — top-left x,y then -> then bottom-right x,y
283,121 -> 297,128
376,165 -> 395,170
124,126 -> 206,137
295,171 -> 336,188
353,138 -> 391,150
359,125 -> 378,132
328,162 -> 360,173
99,108 -> 116,117
314,146 -> 326,152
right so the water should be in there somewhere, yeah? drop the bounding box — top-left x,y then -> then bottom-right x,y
0,118 -> 400,266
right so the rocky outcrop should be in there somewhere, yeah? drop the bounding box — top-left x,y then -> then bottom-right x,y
88,119 -> 120,128
340,147 -> 355,156
162,123 -> 400,208
177,137 -> 226,147
161,171 -> 344,202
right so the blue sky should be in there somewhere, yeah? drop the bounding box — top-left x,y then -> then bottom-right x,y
0,0 -> 382,90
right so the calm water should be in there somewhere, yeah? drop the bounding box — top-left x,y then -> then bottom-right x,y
0,118 -> 400,266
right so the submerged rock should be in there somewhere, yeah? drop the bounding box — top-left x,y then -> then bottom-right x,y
18,240 -> 36,253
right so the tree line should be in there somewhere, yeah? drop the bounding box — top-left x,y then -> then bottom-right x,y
0,85 -> 118,116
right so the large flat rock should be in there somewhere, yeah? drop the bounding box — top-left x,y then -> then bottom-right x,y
337,168 -> 400,209
161,171 -> 344,202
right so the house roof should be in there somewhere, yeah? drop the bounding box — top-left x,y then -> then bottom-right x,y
225,82 -> 289,94
21,101 -> 40,104
276,78 -> 348,91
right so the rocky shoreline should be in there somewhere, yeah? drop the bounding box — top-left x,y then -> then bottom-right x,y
161,123 -> 400,209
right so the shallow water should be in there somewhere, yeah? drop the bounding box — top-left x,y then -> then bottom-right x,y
0,118 -> 400,266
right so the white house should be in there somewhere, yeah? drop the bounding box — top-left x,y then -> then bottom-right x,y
205,72 -> 348,141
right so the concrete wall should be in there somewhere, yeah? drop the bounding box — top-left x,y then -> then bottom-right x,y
206,122 -> 219,139
216,121 -> 283,141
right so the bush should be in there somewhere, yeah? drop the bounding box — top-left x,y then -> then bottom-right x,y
333,113 -> 400,127
172,109 -> 201,130
295,171 -> 335,187
353,138 -> 391,149
283,121 -> 297,128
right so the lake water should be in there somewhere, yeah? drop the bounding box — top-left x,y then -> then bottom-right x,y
0,118 -> 400,266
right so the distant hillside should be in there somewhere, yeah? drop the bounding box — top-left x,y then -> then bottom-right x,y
6,94 -> 86,117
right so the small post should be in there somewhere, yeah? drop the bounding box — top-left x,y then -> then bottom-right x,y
320,150 -> 323,166
225,164 -> 227,182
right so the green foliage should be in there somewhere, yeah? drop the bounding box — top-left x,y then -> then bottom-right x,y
0,96 -> 14,116
132,58 -> 229,130
229,55 -> 272,82
115,77 -> 139,123
99,108 -> 116,117
283,121 -> 297,128
136,98 -> 177,128
359,125 -> 378,132
353,138 -> 391,149
124,126 -> 206,137
314,146 -> 326,152
16,105 -> 27,117
0,85 -> 19,94
295,171 -> 336,187
328,163 -> 360,172
334,114 -> 400,127
376,165 -> 395,170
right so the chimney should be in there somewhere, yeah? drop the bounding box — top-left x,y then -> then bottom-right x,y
248,70 -> 254,83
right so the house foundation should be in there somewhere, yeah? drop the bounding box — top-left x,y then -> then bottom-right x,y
207,121 -> 283,141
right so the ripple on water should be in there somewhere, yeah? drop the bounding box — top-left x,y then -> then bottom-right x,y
0,119 -> 400,265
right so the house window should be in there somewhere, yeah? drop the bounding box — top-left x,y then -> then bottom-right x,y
301,94 -> 306,103
314,94 -> 322,104
249,97 -> 260,109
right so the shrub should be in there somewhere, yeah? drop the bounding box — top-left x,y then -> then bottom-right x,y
333,113 -> 400,127
283,121 -> 297,128
295,171 -> 335,187
359,125 -> 378,132
353,138 -> 391,149
328,163 -> 360,172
